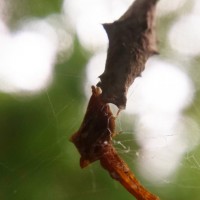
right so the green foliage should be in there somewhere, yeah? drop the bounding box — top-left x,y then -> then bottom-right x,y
8,0 -> 62,25
1,1 -> 200,200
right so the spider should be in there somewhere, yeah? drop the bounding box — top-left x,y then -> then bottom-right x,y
70,0 -> 159,199
71,86 -> 159,200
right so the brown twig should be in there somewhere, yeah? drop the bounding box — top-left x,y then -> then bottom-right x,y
97,0 -> 158,109
71,0 -> 159,199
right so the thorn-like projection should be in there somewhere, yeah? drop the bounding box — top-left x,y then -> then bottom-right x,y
97,0 -> 159,109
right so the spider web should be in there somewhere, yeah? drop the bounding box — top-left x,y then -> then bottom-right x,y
0,63 -> 200,200
42,87 -> 200,200
1,0 -> 200,200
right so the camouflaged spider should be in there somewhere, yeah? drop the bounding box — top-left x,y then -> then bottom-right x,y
71,86 -> 159,200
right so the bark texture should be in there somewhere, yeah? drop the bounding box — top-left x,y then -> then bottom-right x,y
97,0 -> 158,109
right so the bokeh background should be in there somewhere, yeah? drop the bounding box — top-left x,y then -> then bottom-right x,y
1,0 -> 200,199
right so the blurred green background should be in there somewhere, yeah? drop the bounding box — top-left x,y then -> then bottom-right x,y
1,0 -> 200,200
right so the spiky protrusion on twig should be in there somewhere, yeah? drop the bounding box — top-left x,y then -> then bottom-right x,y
97,0 -> 158,109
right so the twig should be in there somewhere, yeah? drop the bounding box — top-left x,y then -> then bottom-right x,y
70,0 -> 159,199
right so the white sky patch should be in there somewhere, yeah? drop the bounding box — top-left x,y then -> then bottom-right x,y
0,19 -> 58,93
135,115 -> 199,153
126,57 -> 194,115
76,17 -> 108,52
85,51 -> 106,96
137,145 -> 184,183
156,0 -> 187,16
168,14 -> 200,57
44,14 -> 74,61
63,0 -> 133,51
136,116 -> 200,183
192,0 -> 200,16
